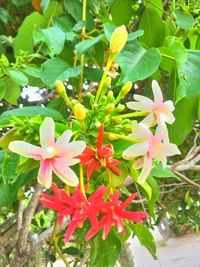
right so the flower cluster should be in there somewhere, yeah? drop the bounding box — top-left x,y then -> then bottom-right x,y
40,183 -> 148,241
123,81 -> 180,183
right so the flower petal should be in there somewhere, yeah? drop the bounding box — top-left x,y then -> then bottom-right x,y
9,141 -> 42,160
37,159 -> 52,188
52,158 -> 79,186
133,94 -> 154,104
134,157 -> 144,169
40,117 -> 55,148
65,158 -> 80,166
56,130 -> 72,145
127,101 -> 152,112
165,100 -> 175,112
130,123 -> 152,141
57,141 -> 86,158
137,156 -> 152,183
140,113 -> 155,127
123,142 -> 149,159
152,80 -> 163,103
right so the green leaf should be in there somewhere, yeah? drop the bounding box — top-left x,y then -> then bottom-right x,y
40,58 -> 81,87
89,229 -> 121,267
23,64 -> 41,78
13,12 -> 44,56
41,0 -> 50,13
0,80 -> 6,99
108,164 -> 128,188
177,50 -> 200,101
151,163 -> 179,180
174,10 -> 195,30
103,22 -> 116,41
33,26 -> 65,57
116,40 -> 161,85
130,223 -> 157,259
128,30 -> 144,41
169,97 -> 198,145
84,67 -> 103,82
147,176 -> 160,219
139,7 -> 165,47
0,106 -> 64,126
111,0 -> 132,26
75,34 -> 104,56
4,78 -> 21,105
145,0 -> 163,17
2,152 -> 19,185
8,70 -> 28,86
0,169 -> 38,207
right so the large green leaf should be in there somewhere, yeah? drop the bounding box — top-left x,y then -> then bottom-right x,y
174,10 -> 195,30
177,50 -> 200,101
116,40 -> 161,85
75,34 -> 104,56
8,70 -> 28,86
169,97 -> 198,145
3,78 -> 21,105
33,26 -> 65,57
139,7 -> 165,47
111,0 -> 132,26
0,169 -> 38,207
0,106 -> 64,126
13,12 -> 44,56
130,223 -> 157,259
147,175 -> 160,219
151,163 -> 179,180
89,230 -> 121,267
2,152 -> 19,185
40,58 -> 81,87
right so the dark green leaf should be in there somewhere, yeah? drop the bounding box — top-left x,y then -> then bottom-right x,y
139,7 -> 165,47
8,70 -> 28,86
33,26 -> 65,57
130,223 -> 157,259
40,58 -> 81,87
89,229 -> 121,267
151,163 -> 179,179
169,97 -> 198,145
2,152 -> 19,185
4,78 -> 21,105
116,40 -> 161,85
75,34 -> 104,56
174,10 -> 195,30
13,12 -> 44,56
111,0 -> 132,26
23,64 -> 41,78
147,175 -> 160,219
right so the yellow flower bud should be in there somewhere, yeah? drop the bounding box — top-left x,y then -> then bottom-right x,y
114,81 -> 132,104
116,104 -> 125,112
105,103 -> 115,114
74,104 -> 87,121
107,133 -> 117,140
110,25 -> 128,56
56,80 -> 66,96
101,76 -> 112,98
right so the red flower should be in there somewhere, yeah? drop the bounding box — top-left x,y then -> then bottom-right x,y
78,125 -> 121,178
86,192 -> 149,241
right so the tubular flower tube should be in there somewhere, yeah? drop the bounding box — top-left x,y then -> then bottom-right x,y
122,123 -> 180,183
127,80 -> 175,142
77,125 -> 121,178
9,117 -> 86,188
40,183 -> 148,242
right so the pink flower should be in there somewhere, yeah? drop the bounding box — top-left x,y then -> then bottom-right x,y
127,80 -> 175,142
86,191 -> 148,241
122,123 -> 180,183
77,125 -> 121,178
9,117 -> 86,188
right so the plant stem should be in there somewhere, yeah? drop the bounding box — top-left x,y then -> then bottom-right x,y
115,111 -> 149,119
78,0 -> 87,102
95,55 -> 114,102
160,53 -> 175,61
104,132 -> 136,142
106,168 -> 113,194
51,219 -> 70,267
80,165 -> 86,197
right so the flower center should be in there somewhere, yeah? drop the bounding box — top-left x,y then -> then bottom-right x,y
44,147 -> 56,159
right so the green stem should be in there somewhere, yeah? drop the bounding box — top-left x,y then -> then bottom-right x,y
106,168 -> 113,194
95,55 -> 114,102
115,112 -> 149,119
51,219 -> 70,267
105,132 -> 136,142
160,53 -> 175,61
80,165 -> 86,197
78,0 -> 87,102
